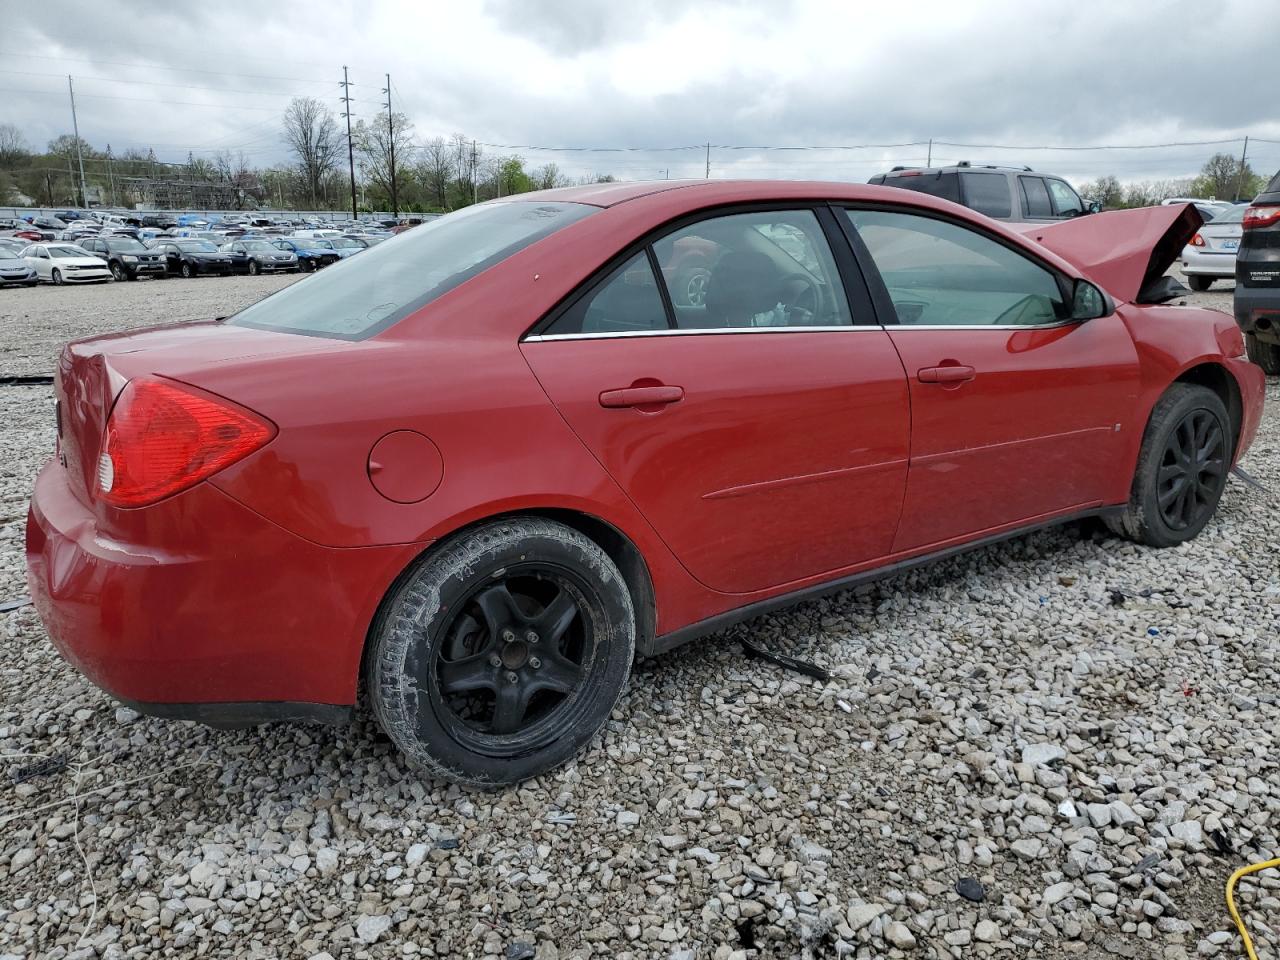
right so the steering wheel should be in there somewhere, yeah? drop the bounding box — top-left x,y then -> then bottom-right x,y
778,273 -> 823,325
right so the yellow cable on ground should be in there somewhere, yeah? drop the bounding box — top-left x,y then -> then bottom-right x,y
1227,857 -> 1280,960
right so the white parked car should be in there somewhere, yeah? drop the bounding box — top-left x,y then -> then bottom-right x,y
1180,204 -> 1246,291
22,243 -> 112,285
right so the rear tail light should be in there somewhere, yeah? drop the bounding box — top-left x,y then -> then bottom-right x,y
1242,205 -> 1280,229
97,377 -> 275,507
1189,233 -> 1206,247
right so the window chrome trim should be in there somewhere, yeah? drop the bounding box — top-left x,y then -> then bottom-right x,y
525,325 -> 884,342
525,319 -> 1086,341
884,319 -> 1083,331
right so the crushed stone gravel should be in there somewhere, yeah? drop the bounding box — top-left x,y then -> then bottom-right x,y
0,272 -> 1277,959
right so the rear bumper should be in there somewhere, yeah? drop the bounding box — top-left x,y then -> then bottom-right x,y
1234,283 -> 1280,338
25,460 -> 424,713
1180,248 -> 1237,277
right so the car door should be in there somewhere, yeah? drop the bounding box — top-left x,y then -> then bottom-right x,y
26,246 -> 50,280
842,207 -> 1141,553
522,207 -> 911,595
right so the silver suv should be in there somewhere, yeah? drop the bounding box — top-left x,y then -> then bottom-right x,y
869,163 -> 1096,223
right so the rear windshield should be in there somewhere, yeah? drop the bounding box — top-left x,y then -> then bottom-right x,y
1264,170 -> 1280,195
1208,205 -> 1246,224
229,200 -> 597,339
878,172 -> 961,203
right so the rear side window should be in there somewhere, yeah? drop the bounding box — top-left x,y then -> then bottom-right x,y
879,172 -> 961,203
544,253 -> 669,336
960,173 -> 1012,218
1020,177 -> 1054,218
231,201 -> 597,339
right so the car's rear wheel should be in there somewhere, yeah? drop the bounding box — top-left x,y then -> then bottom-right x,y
1187,275 -> 1213,292
368,517 -> 635,787
1246,333 -> 1280,375
1105,384 -> 1231,547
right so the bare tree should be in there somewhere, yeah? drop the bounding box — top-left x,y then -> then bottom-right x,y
282,97 -> 344,208
354,112 -> 415,210
416,136 -> 455,210
531,162 -> 570,190
0,123 -> 28,167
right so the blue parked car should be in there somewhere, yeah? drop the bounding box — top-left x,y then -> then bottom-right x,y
271,238 -> 340,272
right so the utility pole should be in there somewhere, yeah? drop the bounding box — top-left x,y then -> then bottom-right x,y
1233,136 -> 1250,202
340,66 -> 358,220
67,76 -> 88,208
927,138 -> 933,167
705,142 -> 710,179
471,139 -> 478,205
383,73 -> 398,217
105,144 -> 116,207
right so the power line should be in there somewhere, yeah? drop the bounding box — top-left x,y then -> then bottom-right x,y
0,50 -> 332,85
0,86 -> 284,111
0,69 -> 315,99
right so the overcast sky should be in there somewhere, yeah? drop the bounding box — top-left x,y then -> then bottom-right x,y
5,0 -> 1280,186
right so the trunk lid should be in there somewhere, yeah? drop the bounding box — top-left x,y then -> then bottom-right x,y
55,320 -> 348,508
1011,204 -> 1201,303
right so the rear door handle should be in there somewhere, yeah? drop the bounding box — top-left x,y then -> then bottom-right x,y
599,385 -> 685,408
917,365 -> 976,384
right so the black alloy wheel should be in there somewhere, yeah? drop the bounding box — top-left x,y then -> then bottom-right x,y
368,518 -> 636,787
1105,384 -> 1232,547
1156,408 -> 1226,532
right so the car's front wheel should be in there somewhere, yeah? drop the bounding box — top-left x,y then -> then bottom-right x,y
110,262 -> 125,281
51,268 -> 63,285
1187,275 -> 1213,292
1105,384 -> 1231,547
368,518 -> 636,787
1246,333 -> 1280,375
248,260 -> 260,276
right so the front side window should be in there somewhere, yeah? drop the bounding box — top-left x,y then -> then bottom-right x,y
544,253 -> 669,336
231,200 -> 597,339
1020,177 -> 1054,218
653,210 -> 853,329
1047,179 -> 1084,217
845,209 -> 1067,326
960,173 -> 1012,219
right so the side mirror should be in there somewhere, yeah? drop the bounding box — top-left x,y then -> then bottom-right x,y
1087,200 -> 1103,214
1071,278 -> 1111,320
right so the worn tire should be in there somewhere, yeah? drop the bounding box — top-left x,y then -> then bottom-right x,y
367,517 -> 635,788
1187,275 -> 1213,292
1104,384 -> 1232,547
1246,333 -> 1280,375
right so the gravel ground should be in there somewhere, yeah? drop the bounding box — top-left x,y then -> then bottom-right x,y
0,274 -> 300,377
1,272 -> 1278,960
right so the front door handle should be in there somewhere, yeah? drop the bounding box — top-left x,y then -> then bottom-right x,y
917,364 -> 976,384
599,385 -> 685,408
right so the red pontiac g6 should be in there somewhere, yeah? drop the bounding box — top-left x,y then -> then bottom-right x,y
27,181 -> 1265,786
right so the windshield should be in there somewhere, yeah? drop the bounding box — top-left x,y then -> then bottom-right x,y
309,239 -> 336,250
176,240 -> 219,253
331,238 -> 361,249
107,238 -> 147,252
0,249 -> 19,261
49,246 -> 88,259
230,200 -> 597,339
242,241 -> 275,252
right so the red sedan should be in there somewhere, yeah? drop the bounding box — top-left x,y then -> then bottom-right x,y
26,181 -> 1265,786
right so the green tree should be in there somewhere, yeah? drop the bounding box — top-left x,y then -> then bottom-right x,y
1077,175 -> 1123,209
1192,151 -> 1262,202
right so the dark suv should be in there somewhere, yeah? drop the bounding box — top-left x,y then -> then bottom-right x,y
869,163 -> 1094,223
1235,169 -> 1280,374
80,235 -> 166,281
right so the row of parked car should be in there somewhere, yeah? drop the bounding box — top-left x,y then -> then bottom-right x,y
0,211 -> 430,286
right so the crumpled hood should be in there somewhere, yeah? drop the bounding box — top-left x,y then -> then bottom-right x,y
1010,204 -> 1202,304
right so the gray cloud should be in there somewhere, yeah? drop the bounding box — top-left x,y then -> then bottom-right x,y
4,0 -> 1279,186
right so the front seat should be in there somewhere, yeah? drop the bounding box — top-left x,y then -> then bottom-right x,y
702,250 -> 783,328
